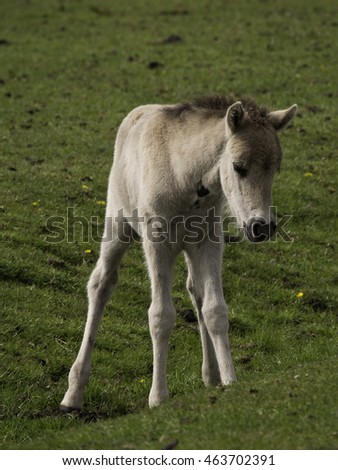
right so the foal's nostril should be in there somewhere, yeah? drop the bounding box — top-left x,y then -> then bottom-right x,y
252,222 -> 262,238
246,217 -> 275,242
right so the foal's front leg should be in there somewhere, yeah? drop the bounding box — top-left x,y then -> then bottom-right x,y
60,222 -> 132,411
143,238 -> 176,408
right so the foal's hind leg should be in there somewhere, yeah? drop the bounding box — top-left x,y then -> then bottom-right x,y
185,258 -> 221,386
185,240 -> 237,387
60,222 -> 132,411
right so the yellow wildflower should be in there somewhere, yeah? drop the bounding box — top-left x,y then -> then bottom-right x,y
84,249 -> 92,254
82,184 -> 89,190
304,172 -> 313,177
96,200 -> 106,205
296,292 -> 304,298
32,201 -> 40,207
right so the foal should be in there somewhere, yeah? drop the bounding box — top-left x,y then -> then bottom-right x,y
61,96 -> 297,410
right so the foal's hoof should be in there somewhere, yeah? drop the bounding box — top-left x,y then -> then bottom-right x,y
60,395 -> 83,413
222,375 -> 237,386
148,391 -> 169,408
60,390 -> 83,412
59,404 -> 82,413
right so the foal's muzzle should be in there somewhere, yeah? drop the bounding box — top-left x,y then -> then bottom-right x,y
245,217 -> 276,243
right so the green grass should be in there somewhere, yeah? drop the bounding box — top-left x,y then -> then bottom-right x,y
5,361 -> 337,450
1,0 -> 337,450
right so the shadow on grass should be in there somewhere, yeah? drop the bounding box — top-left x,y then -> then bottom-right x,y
24,404 -> 132,425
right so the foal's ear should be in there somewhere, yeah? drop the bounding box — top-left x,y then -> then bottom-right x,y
267,104 -> 298,131
226,101 -> 245,134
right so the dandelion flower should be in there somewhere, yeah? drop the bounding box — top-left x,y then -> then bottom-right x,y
139,379 -> 145,384
96,200 -> 106,205
32,201 -> 40,207
304,172 -> 313,177
296,292 -> 304,298
82,184 -> 89,190
84,249 -> 92,254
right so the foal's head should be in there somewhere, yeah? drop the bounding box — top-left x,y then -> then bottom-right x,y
220,100 -> 297,242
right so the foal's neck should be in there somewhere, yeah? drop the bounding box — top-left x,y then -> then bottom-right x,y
171,116 -> 226,191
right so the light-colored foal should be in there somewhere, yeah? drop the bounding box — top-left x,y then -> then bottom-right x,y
61,96 -> 296,410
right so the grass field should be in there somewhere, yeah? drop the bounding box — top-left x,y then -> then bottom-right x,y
1,0 -> 337,450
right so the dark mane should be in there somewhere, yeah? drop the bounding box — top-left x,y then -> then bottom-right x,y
164,95 -> 269,124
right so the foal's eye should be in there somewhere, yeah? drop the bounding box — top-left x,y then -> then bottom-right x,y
233,163 -> 248,177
